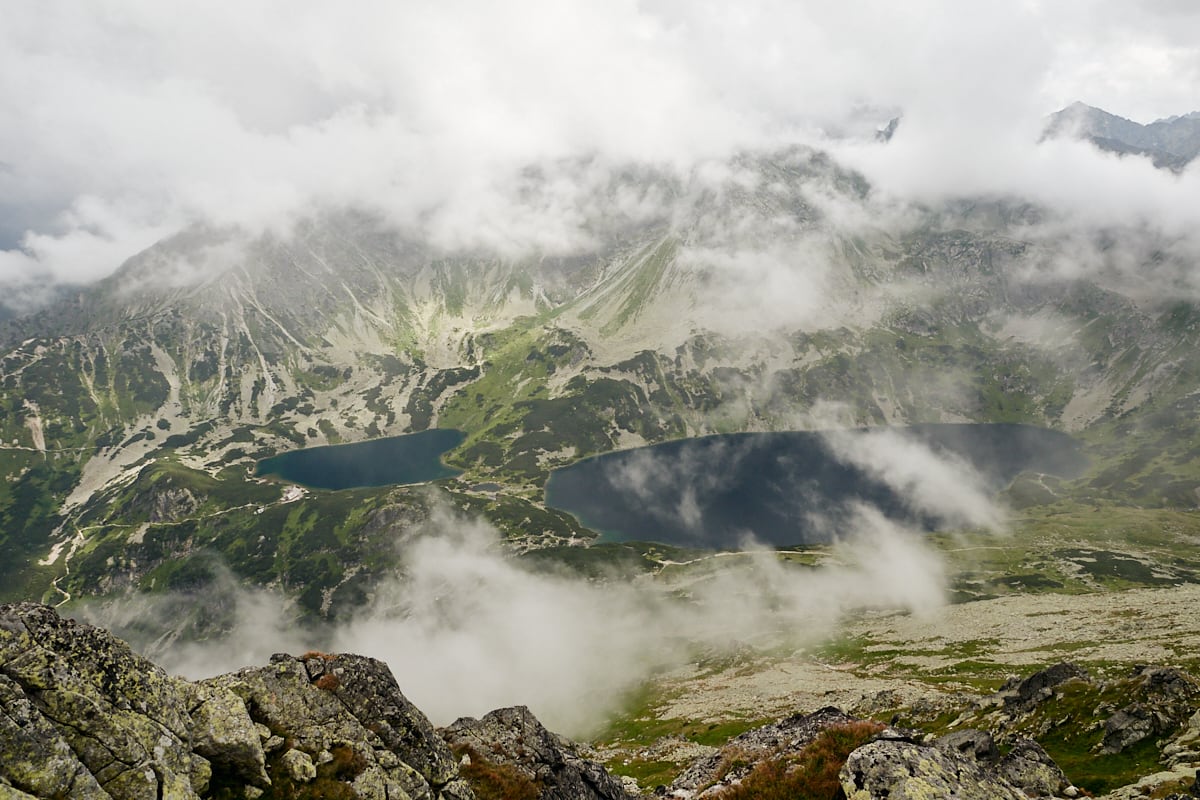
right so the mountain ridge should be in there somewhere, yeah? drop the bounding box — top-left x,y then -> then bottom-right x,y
3,134 -> 1200,620
1044,101 -> 1200,171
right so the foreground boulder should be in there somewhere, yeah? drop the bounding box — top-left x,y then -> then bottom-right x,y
0,602 -> 473,800
209,651 -> 474,800
0,601 -> 240,799
841,733 -> 1072,799
441,705 -> 634,800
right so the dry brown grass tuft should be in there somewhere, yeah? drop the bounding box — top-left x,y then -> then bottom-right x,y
300,650 -> 335,660
715,720 -> 885,800
452,745 -> 541,800
314,672 -> 341,691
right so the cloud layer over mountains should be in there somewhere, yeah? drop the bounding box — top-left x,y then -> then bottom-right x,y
3,0 -> 1200,307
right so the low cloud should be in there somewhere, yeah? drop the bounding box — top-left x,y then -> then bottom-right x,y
78,426 -> 1000,734
79,496 -> 957,735
822,427 -> 1007,531
3,1 -> 1199,312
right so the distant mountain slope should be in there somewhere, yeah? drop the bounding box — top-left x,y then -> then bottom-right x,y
1044,102 -> 1200,171
4,145 -> 1200,618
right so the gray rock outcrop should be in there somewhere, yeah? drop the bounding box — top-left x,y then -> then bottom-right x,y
208,650 -> 473,800
0,601 -> 225,799
997,662 -> 1091,712
0,602 -> 473,800
842,735 -> 1073,799
841,739 -> 1030,800
440,705 -> 633,800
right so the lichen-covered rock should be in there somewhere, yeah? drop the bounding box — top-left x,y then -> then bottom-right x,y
0,604 -> 474,800
0,782 -> 42,800
0,602 -> 208,799
997,738 -> 1069,797
441,705 -> 633,800
320,652 -> 461,788
281,748 -> 317,782
840,739 -> 1029,800
0,673 -> 108,799
208,651 -> 470,800
185,682 -> 270,787
931,731 -> 1068,797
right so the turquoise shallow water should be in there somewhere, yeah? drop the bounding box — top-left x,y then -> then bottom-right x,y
254,429 -> 465,489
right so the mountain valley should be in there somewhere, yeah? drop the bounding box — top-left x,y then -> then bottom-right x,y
3,107 -> 1200,798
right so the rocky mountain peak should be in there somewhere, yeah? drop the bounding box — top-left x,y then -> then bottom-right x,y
1044,102 -> 1200,171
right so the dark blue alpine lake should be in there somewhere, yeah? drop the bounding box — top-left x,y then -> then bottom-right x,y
255,428 -> 465,490
544,424 -> 1086,548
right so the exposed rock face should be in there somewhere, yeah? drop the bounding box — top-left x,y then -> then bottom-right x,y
841,739 -> 1029,800
0,601 -> 229,799
997,662 -> 1091,712
995,738 -> 1071,797
5,604 -> 1197,800
842,735 -> 1071,799
440,705 -> 634,800
1102,666 -> 1200,755
0,602 -> 473,800
209,651 -> 473,800
932,728 -> 999,762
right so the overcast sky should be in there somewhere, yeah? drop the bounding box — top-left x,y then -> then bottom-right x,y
2,0 -> 1199,298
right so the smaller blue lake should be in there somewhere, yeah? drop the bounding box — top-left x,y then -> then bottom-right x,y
255,429 -> 465,490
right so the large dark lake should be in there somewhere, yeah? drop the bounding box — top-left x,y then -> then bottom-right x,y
544,424 -> 1086,548
255,429 -> 464,490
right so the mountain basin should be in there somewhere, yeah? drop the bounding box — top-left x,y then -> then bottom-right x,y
254,428 -> 465,490
544,424 -> 1087,548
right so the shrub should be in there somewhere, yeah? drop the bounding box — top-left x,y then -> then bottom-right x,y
452,745 -> 541,800
325,744 -> 368,781
300,649 -> 332,660
715,721 -> 885,800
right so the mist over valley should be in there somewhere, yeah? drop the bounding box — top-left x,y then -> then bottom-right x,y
3,3 -> 1200,797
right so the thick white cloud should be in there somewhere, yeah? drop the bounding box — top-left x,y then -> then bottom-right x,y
1,0 -> 1198,295
81,502 -> 950,734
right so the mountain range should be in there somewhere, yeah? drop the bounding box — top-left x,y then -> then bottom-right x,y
1,105 -> 1200,621
1043,101 -> 1200,171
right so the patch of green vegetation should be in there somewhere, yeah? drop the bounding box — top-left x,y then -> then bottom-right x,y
600,238 -> 679,334
595,681 -> 765,768
606,758 -> 679,790
316,419 -> 340,443
0,453 -> 79,601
